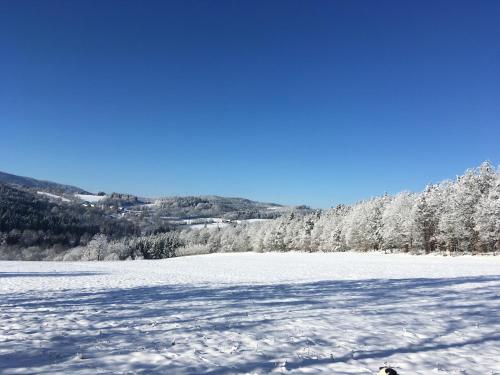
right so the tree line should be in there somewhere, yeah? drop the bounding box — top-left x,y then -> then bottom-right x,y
178,162 -> 500,255
1,162 -> 499,260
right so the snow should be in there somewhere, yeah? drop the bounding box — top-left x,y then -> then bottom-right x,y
1,252 -> 500,374
163,218 -> 230,230
188,222 -> 230,229
37,191 -> 70,202
169,218 -> 271,230
170,218 -> 225,225
267,206 -> 282,210
236,218 -> 270,224
187,219 -> 269,230
75,194 -> 107,203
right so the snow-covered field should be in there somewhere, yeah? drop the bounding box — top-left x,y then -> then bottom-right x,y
74,194 -> 107,203
1,253 -> 499,374
36,191 -> 70,202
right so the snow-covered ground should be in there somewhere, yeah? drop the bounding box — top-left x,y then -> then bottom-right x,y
1,252 -> 499,374
166,218 -> 270,230
37,191 -> 70,202
74,194 -> 107,203
188,222 -> 230,230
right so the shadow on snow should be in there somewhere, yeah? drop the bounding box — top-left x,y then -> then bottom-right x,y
1,274 -> 499,374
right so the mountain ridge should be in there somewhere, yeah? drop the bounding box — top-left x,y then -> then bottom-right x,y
0,171 -> 90,195
0,170 -> 309,223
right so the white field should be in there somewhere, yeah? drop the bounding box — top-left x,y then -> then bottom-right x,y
1,253 -> 500,375
74,194 -> 107,203
36,191 -> 70,202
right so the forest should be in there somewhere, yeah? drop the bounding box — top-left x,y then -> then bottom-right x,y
1,162 -> 499,260
177,162 -> 500,256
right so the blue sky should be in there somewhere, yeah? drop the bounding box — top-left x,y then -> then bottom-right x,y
1,1 -> 499,207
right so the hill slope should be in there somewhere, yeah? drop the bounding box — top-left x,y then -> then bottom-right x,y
0,182 -> 138,254
0,170 -> 308,223
0,171 -> 89,195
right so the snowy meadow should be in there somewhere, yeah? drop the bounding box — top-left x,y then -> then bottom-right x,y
1,252 -> 500,374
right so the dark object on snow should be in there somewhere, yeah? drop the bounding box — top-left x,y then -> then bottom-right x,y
378,367 -> 399,375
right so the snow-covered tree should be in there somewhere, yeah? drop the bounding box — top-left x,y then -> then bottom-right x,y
343,196 -> 387,251
474,172 -> 500,252
83,234 -> 108,261
168,162 -> 500,257
413,184 -> 444,253
381,192 -> 417,251
438,163 -> 495,253
132,232 -> 182,259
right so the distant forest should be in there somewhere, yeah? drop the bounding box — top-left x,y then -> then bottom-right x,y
0,183 -> 138,259
1,162 -> 499,260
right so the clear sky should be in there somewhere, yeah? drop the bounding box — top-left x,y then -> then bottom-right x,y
1,1 -> 499,208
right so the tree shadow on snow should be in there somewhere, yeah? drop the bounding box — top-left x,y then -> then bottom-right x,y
1,274 -> 500,374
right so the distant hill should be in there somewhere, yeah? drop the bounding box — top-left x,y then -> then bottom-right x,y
0,170 -> 311,232
0,182 -> 138,250
152,195 -> 290,220
0,171 -> 89,195
0,171 -> 312,258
